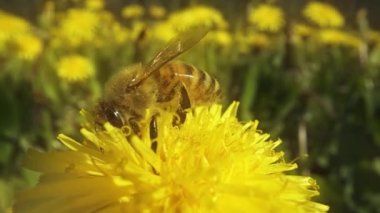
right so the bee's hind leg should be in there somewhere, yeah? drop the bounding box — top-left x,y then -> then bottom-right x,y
149,115 -> 160,175
149,115 -> 158,152
150,84 -> 190,152
173,84 -> 191,126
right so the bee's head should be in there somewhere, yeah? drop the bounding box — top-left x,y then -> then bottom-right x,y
94,101 -> 144,136
95,64 -> 154,133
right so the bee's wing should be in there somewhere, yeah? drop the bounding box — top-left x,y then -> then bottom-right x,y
129,26 -> 209,87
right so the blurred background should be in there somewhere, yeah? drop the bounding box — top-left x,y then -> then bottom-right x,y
0,0 -> 380,212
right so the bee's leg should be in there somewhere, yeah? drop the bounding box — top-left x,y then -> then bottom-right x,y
128,117 -> 158,152
149,115 -> 158,152
149,115 -> 160,175
173,84 -> 191,125
128,118 -> 141,136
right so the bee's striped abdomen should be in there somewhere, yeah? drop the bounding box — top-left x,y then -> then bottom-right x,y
170,62 -> 221,105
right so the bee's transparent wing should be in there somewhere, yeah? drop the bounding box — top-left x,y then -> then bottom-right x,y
129,26 -> 209,87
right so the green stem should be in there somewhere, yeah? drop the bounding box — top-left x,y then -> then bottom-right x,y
240,63 -> 260,121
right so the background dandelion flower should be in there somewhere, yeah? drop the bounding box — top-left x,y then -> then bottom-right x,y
318,29 -> 363,48
205,30 -> 232,47
168,5 -> 228,30
248,4 -> 285,33
237,32 -> 270,53
292,23 -> 315,43
85,0 -> 104,10
122,4 -> 144,19
0,11 -> 30,52
55,9 -> 99,48
293,24 -> 314,38
0,10 -> 30,37
151,22 -> 177,42
149,5 -> 166,19
56,55 -> 95,82
15,103 -> 329,212
12,34 -> 43,61
303,2 -> 344,28
110,23 -> 130,44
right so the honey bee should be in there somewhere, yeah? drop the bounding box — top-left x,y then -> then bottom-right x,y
94,27 -> 221,150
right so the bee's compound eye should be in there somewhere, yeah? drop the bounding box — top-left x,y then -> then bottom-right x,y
106,108 -> 125,128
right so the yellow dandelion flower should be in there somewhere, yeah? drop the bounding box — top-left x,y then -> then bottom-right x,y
248,4 -> 285,33
292,23 -> 315,43
55,9 -> 99,48
168,5 -> 228,31
0,11 -> 30,52
91,11 -> 129,47
205,30 -> 232,47
303,2 -> 344,28
12,34 -> 43,61
318,29 -> 363,48
293,23 -> 314,38
151,22 -> 177,43
122,4 -> 144,19
85,0 -> 104,10
149,5 -> 166,19
15,102 -> 329,212
111,23 -> 129,44
248,33 -> 270,48
237,32 -> 270,53
0,10 -> 30,36
56,55 -> 95,82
